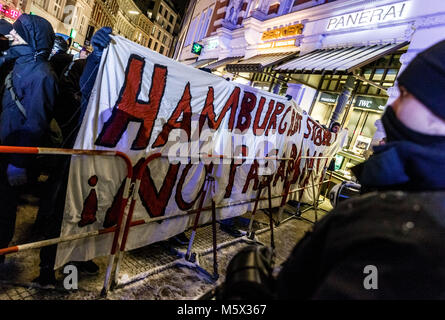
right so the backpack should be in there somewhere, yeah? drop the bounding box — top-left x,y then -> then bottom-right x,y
5,71 -> 63,148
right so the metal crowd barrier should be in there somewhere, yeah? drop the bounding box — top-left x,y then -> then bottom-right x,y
0,146 -> 334,296
0,146 -> 133,296
110,153 -> 334,292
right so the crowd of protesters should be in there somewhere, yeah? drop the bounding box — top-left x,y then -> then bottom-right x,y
0,14 -> 111,288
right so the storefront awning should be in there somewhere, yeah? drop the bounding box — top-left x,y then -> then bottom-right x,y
205,56 -> 243,71
190,58 -> 218,68
226,52 -> 298,73
275,42 -> 408,74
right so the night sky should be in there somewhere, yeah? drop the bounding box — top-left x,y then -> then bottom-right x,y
170,0 -> 189,15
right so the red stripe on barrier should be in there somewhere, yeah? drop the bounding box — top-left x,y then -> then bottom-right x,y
0,146 -> 39,154
0,246 -> 19,255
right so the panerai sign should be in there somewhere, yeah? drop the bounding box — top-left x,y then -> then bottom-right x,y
326,2 -> 409,31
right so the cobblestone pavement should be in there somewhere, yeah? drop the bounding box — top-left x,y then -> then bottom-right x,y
0,201 -> 331,300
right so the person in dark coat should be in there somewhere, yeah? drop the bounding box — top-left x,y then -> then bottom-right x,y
220,40 -> 445,300
32,27 -> 112,288
0,19 -> 14,89
0,14 -> 57,263
275,40 -> 445,299
49,35 -> 73,80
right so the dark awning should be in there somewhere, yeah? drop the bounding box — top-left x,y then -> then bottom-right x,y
205,56 -> 243,70
190,58 -> 218,68
275,42 -> 408,74
226,52 -> 298,73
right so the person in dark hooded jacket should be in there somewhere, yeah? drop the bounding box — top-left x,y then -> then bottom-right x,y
274,40 -> 445,299
220,40 -> 445,300
0,14 -> 57,262
0,19 -> 14,89
49,35 -> 73,80
32,27 -> 112,288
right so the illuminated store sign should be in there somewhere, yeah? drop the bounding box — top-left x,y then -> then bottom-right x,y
326,2 -> 409,31
0,4 -> 21,20
206,39 -> 219,50
354,96 -> 387,112
191,42 -> 203,55
319,92 -> 339,104
262,23 -> 304,41
258,39 -> 297,50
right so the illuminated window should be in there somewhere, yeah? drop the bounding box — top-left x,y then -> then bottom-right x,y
53,0 -> 62,18
35,0 -> 47,9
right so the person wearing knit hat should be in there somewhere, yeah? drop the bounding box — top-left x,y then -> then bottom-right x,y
238,39 -> 445,300
0,14 -> 57,276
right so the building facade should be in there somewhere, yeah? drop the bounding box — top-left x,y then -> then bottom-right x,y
146,0 -> 180,57
86,0 -> 118,44
18,0 -> 94,51
176,0 -> 445,181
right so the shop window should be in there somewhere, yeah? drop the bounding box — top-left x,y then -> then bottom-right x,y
321,80 -> 329,90
372,69 -> 385,81
368,86 -> 379,95
328,80 -> 338,91
339,81 -> 346,89
346,109 -> 363,147
390,54 -> 402,68
363,69 -> 372,79
384,69 -> 398,82
361,112 -> 382,138
358,84 -> 367,94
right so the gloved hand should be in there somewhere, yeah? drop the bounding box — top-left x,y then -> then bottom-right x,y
91,27 -> 112,57
7,164 -> 27,187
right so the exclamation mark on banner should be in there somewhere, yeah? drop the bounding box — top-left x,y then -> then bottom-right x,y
78,175 -> 99,227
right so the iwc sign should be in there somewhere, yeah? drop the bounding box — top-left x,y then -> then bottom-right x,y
326,2 -> 409,31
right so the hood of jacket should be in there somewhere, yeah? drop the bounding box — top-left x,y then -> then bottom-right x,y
352,140 -> 445,192
12,14 -> 54,60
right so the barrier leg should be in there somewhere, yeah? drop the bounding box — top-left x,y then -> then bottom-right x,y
113,180 -> 140,287
267,179 -> 275,250
185,177 -> 208,262
277,169 -> 291,225
247,184 -> 263,240
211,199 -> 218,279
310,169 -> 318,223
101,176 -> 133,297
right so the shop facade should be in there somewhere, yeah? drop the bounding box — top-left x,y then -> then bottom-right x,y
186,0 -> 445,181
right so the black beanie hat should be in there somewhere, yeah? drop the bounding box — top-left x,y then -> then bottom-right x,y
397,40 -> 445,120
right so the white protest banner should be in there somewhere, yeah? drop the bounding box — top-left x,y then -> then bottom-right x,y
55,36 -> 345,268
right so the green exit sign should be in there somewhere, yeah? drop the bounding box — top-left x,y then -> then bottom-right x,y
191,42 -> 203,55
70,28 -> 77,39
